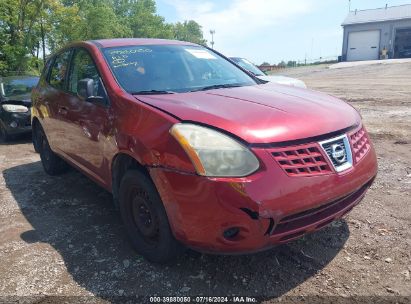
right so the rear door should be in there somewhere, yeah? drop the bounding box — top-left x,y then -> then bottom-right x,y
64,47 -> 112,186
347,30 -> 380,61
36,49 -> 73,152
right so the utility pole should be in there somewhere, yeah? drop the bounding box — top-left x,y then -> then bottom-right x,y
349,0 -> 351,12
210,30 -> 215,49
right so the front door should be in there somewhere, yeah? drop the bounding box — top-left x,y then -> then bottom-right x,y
64,48 -> 112,186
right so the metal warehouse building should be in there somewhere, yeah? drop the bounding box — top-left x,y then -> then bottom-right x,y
342,4 -> 411,61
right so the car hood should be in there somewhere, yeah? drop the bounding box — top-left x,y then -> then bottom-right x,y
1,93 -> 32,107
257,75 -> 307,88
135,83 -> 360,144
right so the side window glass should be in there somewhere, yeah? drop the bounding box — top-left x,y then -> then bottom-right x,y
68,49 -> 105,99
49,50 -> 71,90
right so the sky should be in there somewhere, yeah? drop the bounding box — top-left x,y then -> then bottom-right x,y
156,0 -> 410,64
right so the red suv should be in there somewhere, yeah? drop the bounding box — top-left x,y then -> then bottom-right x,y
31,39 -> 378,263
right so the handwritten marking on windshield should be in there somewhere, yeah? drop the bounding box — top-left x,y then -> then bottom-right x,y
109,48 -> 152,55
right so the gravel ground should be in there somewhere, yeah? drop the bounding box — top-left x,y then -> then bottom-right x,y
0,62 -> 410,303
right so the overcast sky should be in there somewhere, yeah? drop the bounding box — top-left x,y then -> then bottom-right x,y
156,0 -> 410,64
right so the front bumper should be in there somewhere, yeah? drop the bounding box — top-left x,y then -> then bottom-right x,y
150,129 -> 378,254
0,111 -> 31,135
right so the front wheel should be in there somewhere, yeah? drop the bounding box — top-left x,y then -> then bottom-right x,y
38,127 -> 68,175
119,170 -> 184,263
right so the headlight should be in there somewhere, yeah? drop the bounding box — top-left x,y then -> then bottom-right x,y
2,104 -> 29,113
170,123 -> 260,177
295,80 -> 307,89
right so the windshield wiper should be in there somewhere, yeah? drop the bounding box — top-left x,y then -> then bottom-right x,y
131,90 -> 176,95
190,83 -> 243,92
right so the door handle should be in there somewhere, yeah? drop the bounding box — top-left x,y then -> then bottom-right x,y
58,106 -> 68,115
82,125 -> 92,138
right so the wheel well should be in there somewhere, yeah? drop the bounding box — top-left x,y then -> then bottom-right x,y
111,153 -> 149,209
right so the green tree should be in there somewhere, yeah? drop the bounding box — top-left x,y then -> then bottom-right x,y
173,20 -> 207,45
78,4 -> 131,40
127,0 -> 173,39
0,0 -> 208,75
0,0 -> 43,74
45,0 -> 82,52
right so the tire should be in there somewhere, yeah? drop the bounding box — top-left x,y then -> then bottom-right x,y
119,170 -> 184,263
0,122 -> 10,142
32,125 -> 40,153
38,126 -> 68,175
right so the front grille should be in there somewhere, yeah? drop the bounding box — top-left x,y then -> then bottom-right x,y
270,143 -> 333,176
269,179 -> 373,237
350,127 -> 370,164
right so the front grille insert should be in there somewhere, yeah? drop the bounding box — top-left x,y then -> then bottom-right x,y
319,134 -> 353,173
350,127 -> 370,164
270,143 -> 333,176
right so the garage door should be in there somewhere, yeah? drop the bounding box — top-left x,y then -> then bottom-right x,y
347,30 -> 380,61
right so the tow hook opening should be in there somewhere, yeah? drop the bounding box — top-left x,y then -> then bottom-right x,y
223,227 -> 240,240
240,208 -> 259,220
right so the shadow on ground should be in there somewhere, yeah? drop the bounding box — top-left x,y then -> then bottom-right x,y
0,133 -> 32,146
3,161 -> 350,300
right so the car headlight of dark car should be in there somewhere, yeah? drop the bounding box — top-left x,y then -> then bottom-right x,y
1,104 -> 29,113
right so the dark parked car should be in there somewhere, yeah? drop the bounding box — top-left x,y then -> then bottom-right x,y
32,39 -> 377,263
399,45 -> 411,58
0,76 -> 39,141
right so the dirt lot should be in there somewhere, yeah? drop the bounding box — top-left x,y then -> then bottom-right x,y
0,62 -> 410,303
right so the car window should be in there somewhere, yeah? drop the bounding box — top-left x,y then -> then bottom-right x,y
49,50 -> 71,90
68,48 -> 105,98
41,58 -> 54,83
1,77 -> 39,98
232,58 -> 265,76
103,45 -> 256,94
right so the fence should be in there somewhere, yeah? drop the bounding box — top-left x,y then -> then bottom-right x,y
258,55 -> 340,71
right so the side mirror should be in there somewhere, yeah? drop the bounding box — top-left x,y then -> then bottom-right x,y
77,78 -> 94,99
77,78 -> 105,103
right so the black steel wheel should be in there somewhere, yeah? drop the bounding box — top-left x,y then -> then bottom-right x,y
119,170 -> 184,263
38,126 -> 68,175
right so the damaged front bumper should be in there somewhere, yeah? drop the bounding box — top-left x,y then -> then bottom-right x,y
148,140 -> 378,254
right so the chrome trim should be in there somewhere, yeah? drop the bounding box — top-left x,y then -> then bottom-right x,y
319,134 -> 353,173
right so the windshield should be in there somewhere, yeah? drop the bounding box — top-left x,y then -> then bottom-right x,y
0,77 -> 39,98
103,45 -> 257,94
230,58 -> 265,76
